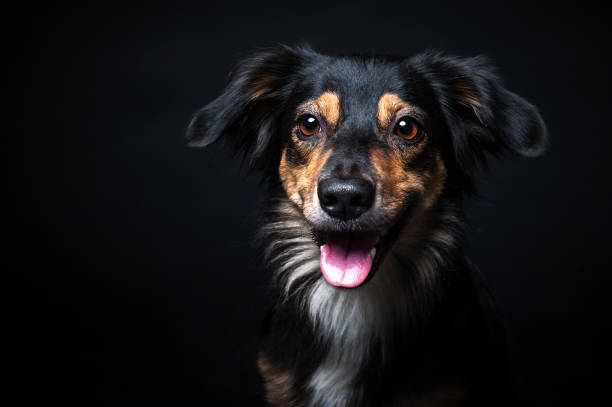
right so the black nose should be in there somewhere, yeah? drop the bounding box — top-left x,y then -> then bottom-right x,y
317,178 -> 375,220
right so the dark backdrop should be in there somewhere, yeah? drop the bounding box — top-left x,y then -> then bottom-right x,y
14,1 -> 612,406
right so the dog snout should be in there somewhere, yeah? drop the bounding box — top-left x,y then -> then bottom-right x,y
318,178 -> 375,220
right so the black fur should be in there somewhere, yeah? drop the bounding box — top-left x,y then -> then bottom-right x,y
187,45 -> 547,406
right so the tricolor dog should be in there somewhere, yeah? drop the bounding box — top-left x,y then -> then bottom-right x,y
187,45 -> 547,407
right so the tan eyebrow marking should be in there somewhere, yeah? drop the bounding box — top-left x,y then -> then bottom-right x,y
377,93 -> 421,130
299,91 -> 341,129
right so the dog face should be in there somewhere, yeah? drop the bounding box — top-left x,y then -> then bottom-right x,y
187,45 -> 547,288
273,65 -> 450,288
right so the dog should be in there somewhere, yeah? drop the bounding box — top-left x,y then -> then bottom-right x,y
186,45 -> 547,407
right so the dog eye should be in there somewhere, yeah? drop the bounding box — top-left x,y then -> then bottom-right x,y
298,115 -> 320,137
393,117 -> 420,141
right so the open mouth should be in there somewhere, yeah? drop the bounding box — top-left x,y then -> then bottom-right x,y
316,231 -> 380,288
311,200 -> 415,288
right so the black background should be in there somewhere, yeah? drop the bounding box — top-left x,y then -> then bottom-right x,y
13,1 -> 612,405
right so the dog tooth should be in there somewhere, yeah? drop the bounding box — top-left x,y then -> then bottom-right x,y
371,248 -> 376,258
320,245 -> 323,252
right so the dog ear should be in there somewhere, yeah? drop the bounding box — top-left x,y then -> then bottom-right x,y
410,52 -> 548,171
186,45 -> 313,171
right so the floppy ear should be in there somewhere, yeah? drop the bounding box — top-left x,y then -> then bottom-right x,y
186,45 -> 313,171
410,52 -> 549,171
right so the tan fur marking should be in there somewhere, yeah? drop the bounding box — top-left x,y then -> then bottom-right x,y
460,92 -> 481,109
378,93 -> 405,129
297,91 -> 341,129
370,134 -> 436,214
378,150 -> 449,280
455,82 -> 482,109
249,75 -> 281,101
371,146 -> 425,213
377,93 -> 423,131
298,148 -> 331,209
279,144 -> 332,212
370,146 -> 447,263
279,149 -> 303,206
257,354 -> 301,407
313,91 -> 340,129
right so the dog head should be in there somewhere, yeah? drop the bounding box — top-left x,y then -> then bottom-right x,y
187,45 -> 547,288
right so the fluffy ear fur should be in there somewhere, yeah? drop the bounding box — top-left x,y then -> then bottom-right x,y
186,45 -> 314,172
410,52 -> 549,173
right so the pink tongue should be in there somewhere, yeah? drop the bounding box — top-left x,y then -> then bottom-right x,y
320,237 -> 374,288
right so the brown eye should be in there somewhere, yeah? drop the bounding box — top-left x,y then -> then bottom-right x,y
393,117 -> 420,141
298,115 -> 320,137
